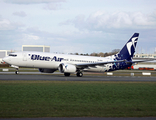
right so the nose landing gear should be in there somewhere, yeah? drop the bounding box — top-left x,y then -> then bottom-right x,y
15,69 -> 19,74
10,65 -> 19,75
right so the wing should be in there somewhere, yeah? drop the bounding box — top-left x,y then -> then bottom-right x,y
75,60 -> 125,69
132,59 -> 155,64
75,59 -> 155,69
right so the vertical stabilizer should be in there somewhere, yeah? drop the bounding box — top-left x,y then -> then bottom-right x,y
114,33 -> 139,61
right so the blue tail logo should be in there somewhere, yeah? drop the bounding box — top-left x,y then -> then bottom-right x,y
114,33 -> 139,61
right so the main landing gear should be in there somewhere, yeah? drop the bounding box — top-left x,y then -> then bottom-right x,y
76,72 -> 83,77
64,72 -> 83,77
64,73 -> 70,76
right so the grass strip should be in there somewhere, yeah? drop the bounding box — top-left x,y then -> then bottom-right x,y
0,81 -> 156,118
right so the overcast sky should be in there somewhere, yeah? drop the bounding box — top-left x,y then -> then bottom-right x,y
0,0 -> 156,54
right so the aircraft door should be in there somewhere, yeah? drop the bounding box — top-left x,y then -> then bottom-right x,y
23,53 -> 27,61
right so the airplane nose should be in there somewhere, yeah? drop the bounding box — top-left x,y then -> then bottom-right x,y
2,57 -> 10,64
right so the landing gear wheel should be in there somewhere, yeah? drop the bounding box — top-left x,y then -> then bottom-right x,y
77,72 -> 83,77
64,73 -> 70,77
15,68 -> 19,74
15,71 -> 19,74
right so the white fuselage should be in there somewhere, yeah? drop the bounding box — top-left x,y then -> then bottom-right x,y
3,51 -> 115,73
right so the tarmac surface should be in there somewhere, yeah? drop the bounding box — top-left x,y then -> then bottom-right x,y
0,72 -> 156,82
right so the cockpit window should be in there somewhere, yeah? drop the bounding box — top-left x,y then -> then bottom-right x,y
9,54 -> 17,57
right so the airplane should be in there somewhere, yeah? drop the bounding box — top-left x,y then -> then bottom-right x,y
3,33 -> 140,77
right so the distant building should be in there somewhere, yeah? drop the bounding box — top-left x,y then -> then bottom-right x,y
134,53 -> 156,58
0,50 -> 15,64
133,53 -> 156,70
22,45 -> 50,52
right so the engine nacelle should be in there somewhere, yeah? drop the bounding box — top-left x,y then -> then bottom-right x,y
58,63 -> 76,73
39,68 -> 56,73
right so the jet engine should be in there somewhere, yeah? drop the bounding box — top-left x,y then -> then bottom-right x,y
39,68 -> 56,73
58,63 -> 76,73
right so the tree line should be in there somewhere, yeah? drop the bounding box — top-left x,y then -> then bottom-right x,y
69,49 -> 120,57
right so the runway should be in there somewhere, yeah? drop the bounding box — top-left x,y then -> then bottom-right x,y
0,73 -> 156,82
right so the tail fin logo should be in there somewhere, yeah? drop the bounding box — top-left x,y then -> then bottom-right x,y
126,37 -> 138,55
